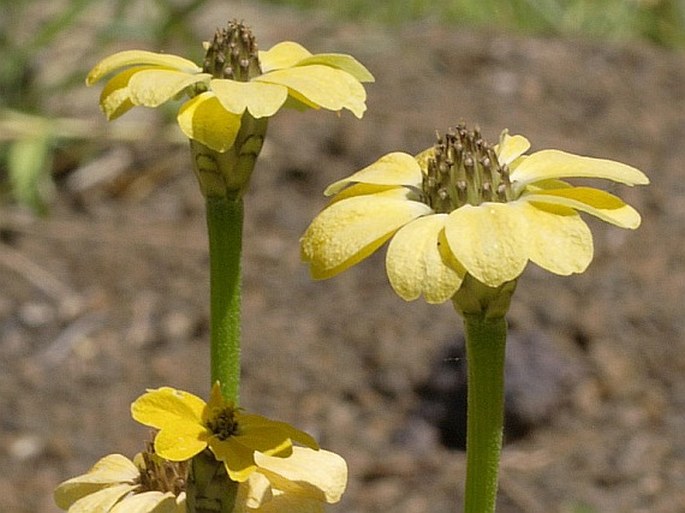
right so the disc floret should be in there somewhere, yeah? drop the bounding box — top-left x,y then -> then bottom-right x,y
203,20 -> 261,82
424,123 -> 514,213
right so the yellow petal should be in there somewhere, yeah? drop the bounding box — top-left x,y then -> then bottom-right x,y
386,214 -> 464,303
324,152 -> 422,196
496,131 -> 531,166
295,54 -> 374,82
522,186 -> 642,228
514,201 -> 593,275
177,92 -> 242,152
153,422 -> 208,461
132,387 -> 206,427
210,79 -> 288,117
204,381 -> 229,413
236,413 -> 319,451
131,387 -> 209,460
65,483 -> 136,513
259,42 -> 313,72
99,67 -> 148,120
300,191 -> 432,279
511,149 -> 650,187
211,437 -> 259,482
255,65 -> 367,118
444,203 -> 528,287
254,447 -> 347,503
109,491 -> 175,513
127,69 -> 210,107
87,50 -> 201,85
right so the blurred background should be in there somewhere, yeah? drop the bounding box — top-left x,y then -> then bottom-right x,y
1,1 -> 684,512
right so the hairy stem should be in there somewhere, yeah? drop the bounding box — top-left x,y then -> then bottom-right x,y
463,314 -> 507,513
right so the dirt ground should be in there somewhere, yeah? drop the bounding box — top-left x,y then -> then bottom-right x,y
1,2 -> 684,513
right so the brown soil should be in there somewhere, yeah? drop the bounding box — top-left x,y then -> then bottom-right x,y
1,3 -> 684,513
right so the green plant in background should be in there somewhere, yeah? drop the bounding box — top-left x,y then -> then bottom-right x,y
301,123 -> 648,512
261,0 -> 685,47
54,18 -> 373,513
0,0 -> 210,213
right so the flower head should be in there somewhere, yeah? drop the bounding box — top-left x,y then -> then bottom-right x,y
131,383 -> 318,482
53,440 -> 346,513
86,20 -> 373,153
301,123 -> 649,304
54,452 -> 186,513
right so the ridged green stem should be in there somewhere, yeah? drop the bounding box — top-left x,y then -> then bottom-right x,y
206,196 -> 243,404
463,314 -> 507,513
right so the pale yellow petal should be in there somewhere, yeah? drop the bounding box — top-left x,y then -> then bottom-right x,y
522,186 -> 642,228
80,454 -> 139,483
510,149 -> 649,187
259,42 -> 313,72
444,203 -> 528,287
242,472 -> 273,509
300,191 -> 432,279
255,65 -> 367,118
496,131 -> 530,166
295,54 -> 374,82
127,69 -> 210,107
250,491 -> 324,513
386,214 -> 464,303
254,447 -> 347,503
524,178 -> 572,191
66,483 -> 135,513
324,152 -> 422,196
328,184 -> 401,204
414,147 -> 435,173
54,454 -> 139,509
177,92 -> 242,153
210,79 -> 288,117
99,67 -> 147,120
87,50 -> 201,85
110,492 -> 175,513
514,201 -> 593,275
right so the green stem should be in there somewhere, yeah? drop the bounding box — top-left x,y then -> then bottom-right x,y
206,196 -> 243,403
463,314 -> 507,513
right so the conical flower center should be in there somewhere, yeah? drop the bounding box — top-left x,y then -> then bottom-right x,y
138,442 -> 188,496
206,407 -> 240,441
423,123 -> 513,213
203,20 -> 261,81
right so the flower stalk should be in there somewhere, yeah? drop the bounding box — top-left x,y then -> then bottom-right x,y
462,313 -> 507,513
206,197 -> 244,403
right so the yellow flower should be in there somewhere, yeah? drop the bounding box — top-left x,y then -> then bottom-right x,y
236,446 -> 347,513
301,124 -> 649,304
86,21 -> 373,153
54,453 -> 186,513
131,383 -> 318,482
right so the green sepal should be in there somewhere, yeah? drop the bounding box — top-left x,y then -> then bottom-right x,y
186,449 -> 240,513
189,112 -> 268,200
